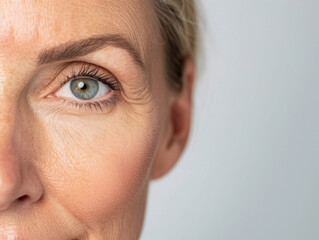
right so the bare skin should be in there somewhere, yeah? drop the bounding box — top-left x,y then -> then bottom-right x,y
0,0 -> 194,239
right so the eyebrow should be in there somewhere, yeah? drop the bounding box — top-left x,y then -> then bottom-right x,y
37,34 -> 145,69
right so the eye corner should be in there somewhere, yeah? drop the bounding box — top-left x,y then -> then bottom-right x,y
45,93 -> 58,99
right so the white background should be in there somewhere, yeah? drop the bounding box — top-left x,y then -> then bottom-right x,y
141,0 -> 319,239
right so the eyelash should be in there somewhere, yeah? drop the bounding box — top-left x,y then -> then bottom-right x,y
56,64 -> 120,112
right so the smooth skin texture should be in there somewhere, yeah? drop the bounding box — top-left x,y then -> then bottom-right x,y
0,0 -> 194,239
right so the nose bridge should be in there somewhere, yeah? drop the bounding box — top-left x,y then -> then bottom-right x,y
0,59 -> 29,149
0,89 -> 18,150
0,69 -> 22,128
0,35 -> 44,210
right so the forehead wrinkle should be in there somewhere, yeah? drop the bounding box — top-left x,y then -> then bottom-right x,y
0,1 -> 54,67
101,0 -> 159,63
0,1 -> 47,42
0,0 -> 160,85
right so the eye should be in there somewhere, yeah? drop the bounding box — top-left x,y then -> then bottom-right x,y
45,63 -> 121,114
55,77 -> 110,101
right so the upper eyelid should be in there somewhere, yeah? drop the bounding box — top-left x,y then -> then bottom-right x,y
38,62 -> 120,100
42,61 -> 110,86
57,62 -> 117,85
62,64 -> 112,84
65,64 -> 121,92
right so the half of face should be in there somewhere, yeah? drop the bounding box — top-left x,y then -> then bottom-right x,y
0,0 -> 194,239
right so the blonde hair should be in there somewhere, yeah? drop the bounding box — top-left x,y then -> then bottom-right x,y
153,0 -> 198,92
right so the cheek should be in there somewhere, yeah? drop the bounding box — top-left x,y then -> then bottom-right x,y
38,111 -> 160,223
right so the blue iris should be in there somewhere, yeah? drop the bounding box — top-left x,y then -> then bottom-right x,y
70,78 -> 99,100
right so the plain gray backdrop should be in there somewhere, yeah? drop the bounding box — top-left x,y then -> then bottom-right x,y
141,0 -> 319,239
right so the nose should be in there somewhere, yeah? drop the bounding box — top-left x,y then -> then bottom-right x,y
0,143 -> 43,211
0,114 -> 43,211
0,152 -> 23,210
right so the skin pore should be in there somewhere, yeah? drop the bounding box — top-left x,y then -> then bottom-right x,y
0,0 -> 194,239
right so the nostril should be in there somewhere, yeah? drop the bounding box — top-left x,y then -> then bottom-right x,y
17,195 -> 29,202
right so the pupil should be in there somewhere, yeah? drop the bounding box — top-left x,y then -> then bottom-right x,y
78,82 -> 87,90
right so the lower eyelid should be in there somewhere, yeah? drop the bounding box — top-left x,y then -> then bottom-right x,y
42,90 -> 118,115
62,97 -> 117,112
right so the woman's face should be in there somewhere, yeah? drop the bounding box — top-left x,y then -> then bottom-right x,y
0,0 -> 194,239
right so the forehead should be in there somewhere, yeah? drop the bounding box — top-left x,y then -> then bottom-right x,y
0,0 -> 159,64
